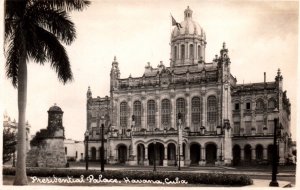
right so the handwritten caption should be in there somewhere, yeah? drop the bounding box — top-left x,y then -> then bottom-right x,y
30,175 -> 188,185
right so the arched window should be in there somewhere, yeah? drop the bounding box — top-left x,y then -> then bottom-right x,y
120,101 -> 128,127
268,99 -> 276,109
147,100 -> 155,127
181,44 -> 185,60
176,98 -> 186,124
174,46 -> 177,60
189,44 -> 194,59
198,45 -> 201,59
256,99 -> 264,110
192,97 -> 201,124
133,101 -> 141,127
161,99 -> 171,125
207,96 -> 217,130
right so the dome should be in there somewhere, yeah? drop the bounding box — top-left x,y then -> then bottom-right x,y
48,103 -> 63,112
171,6 -> 206,40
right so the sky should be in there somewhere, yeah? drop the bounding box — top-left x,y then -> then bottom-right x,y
1,0 -> 298,141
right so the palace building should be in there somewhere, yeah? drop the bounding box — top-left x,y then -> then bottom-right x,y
86,7 -> 292,166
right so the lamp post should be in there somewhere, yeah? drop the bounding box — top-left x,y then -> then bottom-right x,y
100,123 -> 105,172
269,108 -> 279,187
153,139 -> 157,172
178,112 -> 182,171
85,130 -> 89,170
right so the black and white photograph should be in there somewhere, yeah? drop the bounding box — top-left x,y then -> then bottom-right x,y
1,0 -> 298,188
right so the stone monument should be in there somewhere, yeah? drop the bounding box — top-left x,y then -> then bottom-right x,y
27,104 -> 67,167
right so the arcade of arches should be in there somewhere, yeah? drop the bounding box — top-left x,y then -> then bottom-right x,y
109,142 -> 276,166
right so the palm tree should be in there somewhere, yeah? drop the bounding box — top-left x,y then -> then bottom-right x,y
4,0 -> 90,185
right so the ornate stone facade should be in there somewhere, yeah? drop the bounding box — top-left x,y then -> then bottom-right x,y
27,104 -> 67,167
86,7 -> 292,166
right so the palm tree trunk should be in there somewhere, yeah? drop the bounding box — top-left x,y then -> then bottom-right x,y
13,45 -> 28,185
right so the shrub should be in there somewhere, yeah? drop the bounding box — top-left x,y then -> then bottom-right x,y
3,167 -> 253,186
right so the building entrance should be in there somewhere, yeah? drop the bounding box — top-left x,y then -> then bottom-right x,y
148,142 -> 164,166
206,144 -> 217,165
118,145 -> 127,164
190,144 -> 201,165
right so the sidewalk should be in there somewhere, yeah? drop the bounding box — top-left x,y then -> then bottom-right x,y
246,179 -> 293,188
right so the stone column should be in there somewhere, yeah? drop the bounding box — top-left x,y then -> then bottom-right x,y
251,148 -> 256,161
278,142 -> 285,165
115,149 -> 119,163
144,146 -> 149,166
128,97 -> 132,130
186,94 -> 190,129
163,146 -> 168,166
171,97 -> 175,129
141,97 -> 146,129
216,147 -> 221,165
202,94 -> 207,128
263,147 -> 268,160
96,148 -> 100,160
143,99 -> 147,130
240,99 -> 244,135
199,147 -> 206,166
128,144 -> 137,165
241,148 -> 244,161
185,42 -> 188,63
185,144 -> 191,166
156,97 -> 160,130
116,99 -> 120,129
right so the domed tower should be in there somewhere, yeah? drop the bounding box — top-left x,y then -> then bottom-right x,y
171,6 -> 206,67
47,103 -> 64,137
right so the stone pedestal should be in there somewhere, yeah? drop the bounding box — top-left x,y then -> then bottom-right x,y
144,159 -> 149,166
163,159 -> 168,166
279,158 -> 285,165
224,159 -> 232,165
127,160 -> 137,165
177,160 -> 185,167
199,160 -> 206,166
185,160 -> 191,166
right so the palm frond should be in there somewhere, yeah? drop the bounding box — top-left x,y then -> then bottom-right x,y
31,0 -> 91,12
26,6 -> 76,45
5,30 -> 22,88
24,21 -> 47,64
35,26 -> 73,84
5,0 -> 27,18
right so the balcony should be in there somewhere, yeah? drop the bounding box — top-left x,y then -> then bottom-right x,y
188,131 -> 218,136
132,130 -> 179,137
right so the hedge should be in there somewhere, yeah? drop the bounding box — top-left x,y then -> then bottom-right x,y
3,167 -> 253,186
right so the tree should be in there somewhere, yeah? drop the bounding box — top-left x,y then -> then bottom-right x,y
3,128 -> 17,164
4,0 -> 90,185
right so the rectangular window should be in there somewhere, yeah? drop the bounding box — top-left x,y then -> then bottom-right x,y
256,121 -> 263,134
245,121 -> 252,135
233,122 -> 240,134
235,103 -> 240,110
268,120 -> 274,134
246,102 -> 251,110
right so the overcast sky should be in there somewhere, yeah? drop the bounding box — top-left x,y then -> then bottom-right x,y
1,0 -> 298,141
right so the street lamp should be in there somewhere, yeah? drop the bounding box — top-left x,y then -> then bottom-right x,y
84,130 -> 90,170
100,123 -> 105,172
177,112 -> 182,171
153,139 -> 157,172
269,108 -> 279,187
